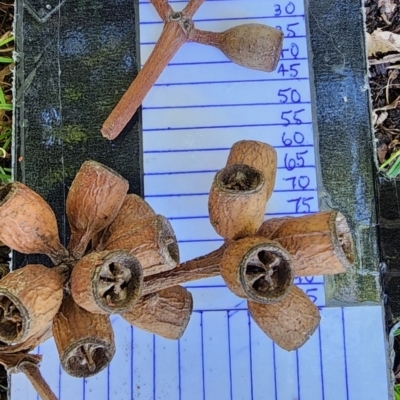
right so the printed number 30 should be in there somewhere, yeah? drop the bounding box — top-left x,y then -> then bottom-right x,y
274,2 -> 295,16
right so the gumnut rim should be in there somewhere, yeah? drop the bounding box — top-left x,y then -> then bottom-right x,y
0,290 -> 27,344
240,243 -> 293,304
92,251 -> 143,314
218,164 -> 264,193
61,337 -> 116,378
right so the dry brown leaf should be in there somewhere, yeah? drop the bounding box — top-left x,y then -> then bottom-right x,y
378,0 -> 397,19
374,110 -> 388,126
369,54 -> 400,64
367,30 -> 400,56
377,143 -> 388,163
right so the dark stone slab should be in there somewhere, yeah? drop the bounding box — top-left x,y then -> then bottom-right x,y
306,0 -> 380,303
377,179 -> 400,322
13,0 -> 142,268
384,275 -> 400,323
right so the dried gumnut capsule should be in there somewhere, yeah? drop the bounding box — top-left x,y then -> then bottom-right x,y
190,24 -> 284,72
220,236 -> 293,304
226,140 -> 277,202
104,215 -> 179,276
95,194 -> 156,251
257,210 -> 355,276
70,250 -> 143,314
52,296 -> 115,378
209,164 -> 267,240
248,285 -> 321,351
0,264 -> 9,280
122,286 -> 193,340
0,265 -> 63,345
66,160 -> 129,259
109,194 -> 155,230
0,182 -> 68,265
0,323 -> 52,355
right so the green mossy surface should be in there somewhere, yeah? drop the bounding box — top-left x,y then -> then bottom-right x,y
13,0 -> 142,267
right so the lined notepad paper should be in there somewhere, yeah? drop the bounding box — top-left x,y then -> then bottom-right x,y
11,1 -> 390,399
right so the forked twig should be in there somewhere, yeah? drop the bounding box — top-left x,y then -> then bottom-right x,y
101,0 -> 283,140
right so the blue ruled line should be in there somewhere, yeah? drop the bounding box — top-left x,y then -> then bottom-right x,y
296,350 -> 301,400
272,343 -> 278,400
152,77 -> 309,87
145,189 -> 316,198
318,326 -> 326,400
144,121 -> 313,132
140,14 -> 306,25
141,58 -> 308,68
144,124 -> 313,134
248,312 -> 254,400
161,57 -> 308,67
169,210 -> 317,221
131,326 -> 134,400
143,101 -> 311,110
200,312 -> 206,400
193,306 -> 327,313
178,239 -> 224,243
107,365 -> 110,400
185,282 -> 323,289
140,0 -> 245,3
58,364 -> 61,400
144,145 -> 314,153
144,164 -> 314,175
145,169 -> 217,175
36,345 -> 40,400
227,311 -> 233,400
153,335 -> 156,400
178,339 -> 182,400
342,308 -> 350,400
141,35 -> 306,45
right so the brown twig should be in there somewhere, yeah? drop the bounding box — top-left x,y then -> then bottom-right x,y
101,21 -> 187,140
183,0 -> 205,17
19,362 -> 58,400
0,353 -> 58,400
101,1 -> 283,140
150,0 -> 173,21
143,245 -> 226,295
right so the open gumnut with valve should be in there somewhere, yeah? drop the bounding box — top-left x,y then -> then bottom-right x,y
101,0 -> 284,140
142,140 -> 355,350
0,141 -> 355,399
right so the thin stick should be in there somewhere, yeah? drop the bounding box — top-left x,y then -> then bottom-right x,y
189,28 -> 220,45
101,22 -> 187,140
143,245 -> 226,295
150,0 -> 173,21
183,0 -> 205,17
19,362 -> 58,400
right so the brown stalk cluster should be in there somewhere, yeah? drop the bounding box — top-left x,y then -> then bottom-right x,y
0,141 -> 355,399
101,0 -> 284,140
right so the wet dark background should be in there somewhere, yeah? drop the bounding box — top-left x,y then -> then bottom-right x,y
13,0 -> 143,268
